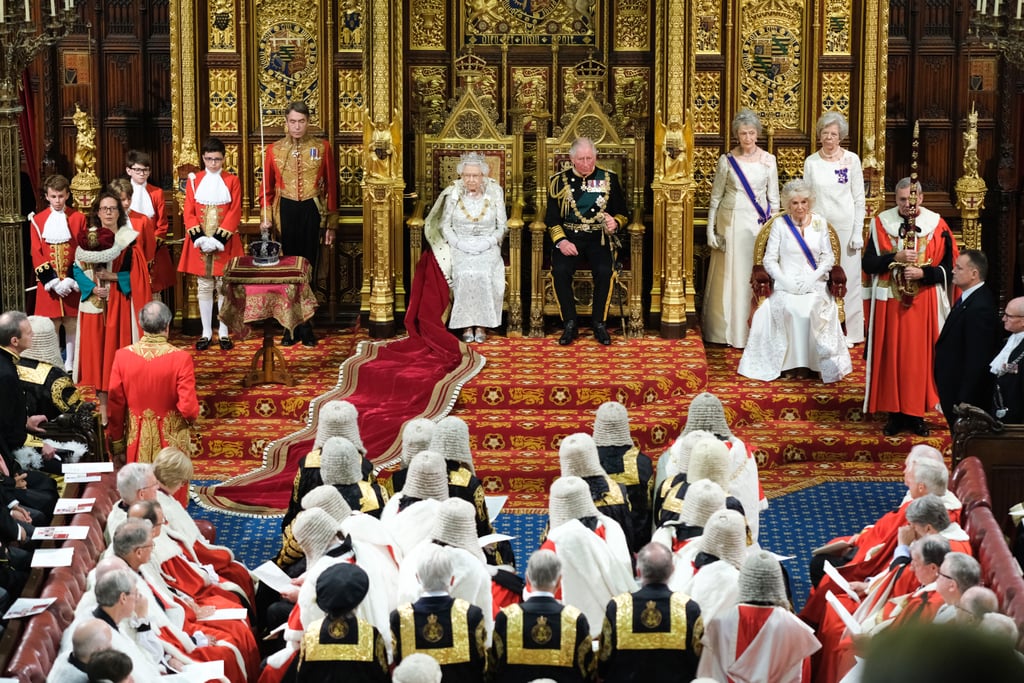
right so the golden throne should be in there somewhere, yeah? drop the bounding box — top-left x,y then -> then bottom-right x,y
528,56 -> 646,338
406,53 -> 525,335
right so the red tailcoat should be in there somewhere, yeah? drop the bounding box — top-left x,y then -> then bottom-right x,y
178,170 -> 244,277
107,334 -> 199,463
142,182 -> 177,292
29,207 -> 85,318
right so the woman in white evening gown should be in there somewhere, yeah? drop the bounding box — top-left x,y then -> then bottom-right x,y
424,152 -> 508,342
703,108 -> 780,348
803,111 -> 866,345
738,179 -> 852,384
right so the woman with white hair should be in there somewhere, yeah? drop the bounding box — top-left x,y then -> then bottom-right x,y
738,179 -> 852,383
424,152 -> 508,342
704,108 -> 780,348
803,111 -> 866,345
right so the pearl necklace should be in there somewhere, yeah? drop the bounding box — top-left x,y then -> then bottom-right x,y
820,148 -> 844,162
457,193 -> 490,222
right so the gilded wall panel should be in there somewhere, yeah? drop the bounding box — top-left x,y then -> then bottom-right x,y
338,0 -> 365,50
208,0 -> 236,52
693,72 -> 721,134
251,145 -> 268,212
511,67 -> 549,133
738,0 -> 803,130
208,69 -> 239,134
336,144 -> 364,207
463,0 -> 599,45
410,0 -> 445,50
562,66 -> 605,118
824,0 -> 850,55
613,67 -> 649,119
337,69 -> 365,133
775,146 -> 807,184
255,1 -> 322,126
695,0 -> 721,54
614,0 -> 650,51
224,144 -> 240,176
410,66 -> 448,133
820,71 -> 850,121
693,146 -> 720,207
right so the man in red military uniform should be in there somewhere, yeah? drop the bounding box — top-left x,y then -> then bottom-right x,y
126,149 -> 175,295
260,101 -> 337,347
107,301 -> 198,465
863,177 -> 958,437
29,175 -> 85,371
179,137 -> 243,351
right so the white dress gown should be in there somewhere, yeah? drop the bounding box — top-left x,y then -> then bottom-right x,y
738,213 -> 853,383
434,179 -> 508,329
803,151 -> 866,343
703,151 -> 780,348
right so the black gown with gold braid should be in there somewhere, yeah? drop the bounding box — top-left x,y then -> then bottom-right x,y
390,595 -> 488,682
491,595 -> 595,683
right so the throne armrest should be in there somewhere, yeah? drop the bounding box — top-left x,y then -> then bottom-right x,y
751,264 -> 773,301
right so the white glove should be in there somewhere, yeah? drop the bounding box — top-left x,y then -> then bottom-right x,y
44,278 -> 58,292
52,280 -> 70,297
849,235 -> 864,251
209,239 -> 225,252
706,226 -> 720,250
790,273 -> 807,292
458,237 -> 490,255
197,236 -> 218,254
61,277 -> 79,293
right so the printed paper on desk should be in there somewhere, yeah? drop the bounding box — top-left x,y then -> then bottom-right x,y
825,590 -> 862,636
486,495 -> 508,523
823,559 -> 861,603
62,461 -> 114,474
198,607 -> 248,621
63,473 -> 101,484
31,547 -> 74,568
253,560 -> 293,594
179,659 -> 225,682
2,597 -> 56,620
32,525 -> 90,541
54,498 -> 95,515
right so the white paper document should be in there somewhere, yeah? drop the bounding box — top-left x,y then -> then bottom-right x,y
162,659 -> 225,682
479,533 -> 515,547
53,498 -> 95,515
31,547 -> 74,568
823,560 -> 861,603
252,560 -> 293,594
62,461 -> 114,474
32,525 -> 90,541
485,495 -> 508,522
197,607 -> 248,621
63,473 -> 101,484
2,597 -> 56,620
825,590 -> 862,635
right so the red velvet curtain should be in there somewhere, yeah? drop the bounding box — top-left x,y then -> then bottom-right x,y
18,71 -> 40,204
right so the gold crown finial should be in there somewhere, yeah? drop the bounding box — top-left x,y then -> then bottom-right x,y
456,50 -> 488,85
574,52 -> 607,91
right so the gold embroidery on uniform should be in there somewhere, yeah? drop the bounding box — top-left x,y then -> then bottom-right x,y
161,411 -> 192,458
449,467 -> 472,487
660,480 -> 684,514
398,600 -> 472,665
422,614 -> 445,643
272,137 -> 326,202
128,334 -> 183,360
303,617 -> 376,662
305,448 -> 322,468
134,409 -> 163,463
51,376 -> 80,412
597,475 -> 625,506
357,480 -> 381,512
328,617 -> 349,639
504,603 -> 580,667
640,601 -> 662,628
692,615 -> 704,658
530,615 -> 553,644
614,592 -> 691,650
608,447 -> 641,486
16,364 -> 49,385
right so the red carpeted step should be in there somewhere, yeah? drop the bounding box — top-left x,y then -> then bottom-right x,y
192,417 -> 304,479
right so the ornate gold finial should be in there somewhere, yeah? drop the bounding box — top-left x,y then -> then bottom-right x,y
456,49 -> 488,86
574,51 -> 607,93
956,102 -> 986,249
69,105 -> 102,209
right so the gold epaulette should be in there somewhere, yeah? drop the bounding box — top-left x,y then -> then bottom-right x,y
305,448 -> 322,468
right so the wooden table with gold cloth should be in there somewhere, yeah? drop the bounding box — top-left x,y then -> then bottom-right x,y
219,255 -> 317,386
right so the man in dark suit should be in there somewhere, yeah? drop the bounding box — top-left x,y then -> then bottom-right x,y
491,549 -> 594,683
933,250 -> 1000,432
991,296 -> 1024,423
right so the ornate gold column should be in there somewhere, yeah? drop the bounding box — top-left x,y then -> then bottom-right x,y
956,104 -> 986,250
360,0 -> 402,338
860,0 -> 889,226
0,4 -> 76,312
652,0 -> 694,337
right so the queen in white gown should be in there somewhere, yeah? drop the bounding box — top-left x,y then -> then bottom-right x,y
703,109 -> 780,348
738,179 -> 852,384
803,111 -> 866,344
424,152 -> 508,342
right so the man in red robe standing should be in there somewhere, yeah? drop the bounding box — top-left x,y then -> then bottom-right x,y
107,301 -> 198,465
863,177 -> 958,437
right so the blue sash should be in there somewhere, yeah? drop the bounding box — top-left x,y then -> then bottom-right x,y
783,214 -> 817,270
726,154 -> 770,225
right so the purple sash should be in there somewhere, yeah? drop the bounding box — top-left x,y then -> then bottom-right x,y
782,214 -> 818,270
727,153 -> 770,225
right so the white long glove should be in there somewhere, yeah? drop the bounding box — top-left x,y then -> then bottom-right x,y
60,277 -> 79,293
849,234 -> 864,251
706,211 -> 722,250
